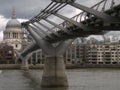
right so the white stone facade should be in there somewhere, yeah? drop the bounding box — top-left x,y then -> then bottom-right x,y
80,42 -> 120,64
2,10 -> 23,51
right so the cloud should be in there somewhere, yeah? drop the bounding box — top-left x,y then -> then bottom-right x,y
0,0 -> 119,20
0,31 -> 3,42
0,15 -> 8,31
1,0 -> 118,19
18,19 -> 28,23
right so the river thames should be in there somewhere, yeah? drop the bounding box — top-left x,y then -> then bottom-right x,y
0,68 -> 120,90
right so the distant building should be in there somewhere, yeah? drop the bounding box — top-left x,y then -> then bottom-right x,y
30,37 -> 120,65
0,9 -> 25,64
2,9 -> 23,51
0,43 -> 14,64
30,49 -> 46,65
80,37 -> 120,64
30,39 -> 82,65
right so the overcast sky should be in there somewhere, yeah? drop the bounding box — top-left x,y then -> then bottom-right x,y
0,0 -> 120,41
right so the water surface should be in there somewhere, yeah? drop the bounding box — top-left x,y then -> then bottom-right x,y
0,69 -> 120,90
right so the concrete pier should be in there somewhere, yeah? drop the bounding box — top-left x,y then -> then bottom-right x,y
20,25 -> 73,87
21,60 -> 29,70
41,56 -> 68,87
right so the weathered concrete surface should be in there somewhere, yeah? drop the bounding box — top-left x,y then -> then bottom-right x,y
41,56 -> 68,87
21,60 -> 29,70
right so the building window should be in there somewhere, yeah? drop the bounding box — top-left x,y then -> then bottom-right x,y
8,50 -> 12,56
13,33 -> 14,38
9,33 -> 10,38
16,44 -> 18,48
15,33 -> 16,38
17,33 -> 18,38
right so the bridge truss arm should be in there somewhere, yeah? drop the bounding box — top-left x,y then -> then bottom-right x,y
69,2 -> 118,22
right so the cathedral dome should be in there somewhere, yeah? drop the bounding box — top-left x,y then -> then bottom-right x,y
6,19 -> 21,28
4,9 -> 21,33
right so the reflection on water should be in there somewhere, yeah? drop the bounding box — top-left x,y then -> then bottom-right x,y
0,70 -> 2,74
0,69 -> 120,90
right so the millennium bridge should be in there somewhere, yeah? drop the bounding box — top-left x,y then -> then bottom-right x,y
17,0 -> 120,87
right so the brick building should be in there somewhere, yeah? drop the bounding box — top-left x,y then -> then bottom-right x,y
0,43 -> 15,64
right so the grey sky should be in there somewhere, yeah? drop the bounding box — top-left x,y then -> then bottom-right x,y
0,0 -> 51,19
1,0 -> 119,19
0,0 -> 119,41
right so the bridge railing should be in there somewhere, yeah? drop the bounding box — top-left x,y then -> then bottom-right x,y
51,0 -> 116,32
25,2 -> 67,24
22,0 -> 118,37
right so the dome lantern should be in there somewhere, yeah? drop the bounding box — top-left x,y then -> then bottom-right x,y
5,9 -> 21,29
12,8 -> 16,19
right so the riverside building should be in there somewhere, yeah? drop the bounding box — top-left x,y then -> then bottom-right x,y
80,37 -> 120,64
30,37 -> 120,65
85,42 -> 120,64
0,43 -> 14,64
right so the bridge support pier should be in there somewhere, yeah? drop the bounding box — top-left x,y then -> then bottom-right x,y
21,60 -> 29,70
20,25 -> 74,87
41,56 -> 68,87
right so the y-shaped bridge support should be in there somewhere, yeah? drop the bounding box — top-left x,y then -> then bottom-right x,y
19,24 -> 74,87
41,41 -> 73,87
16,40 -> 39,70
